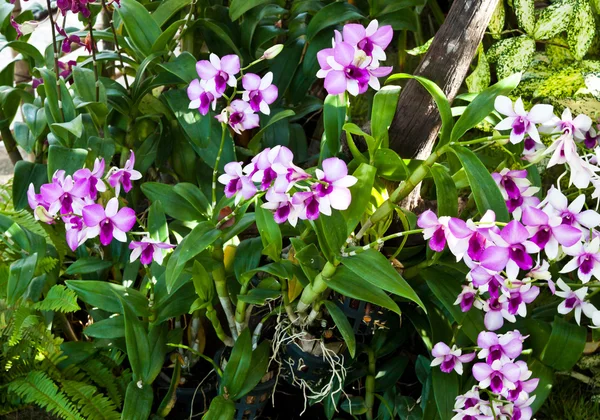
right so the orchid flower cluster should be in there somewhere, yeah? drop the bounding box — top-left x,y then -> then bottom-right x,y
433,331 -> 537,420
317,20 -> 393,96
187,49 -> 280,133
218,145 -> 357,226
26,151 -> 173,265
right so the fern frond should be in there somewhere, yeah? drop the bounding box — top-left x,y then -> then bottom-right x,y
0,209 -> 48,238
37,256 -> 59,274
62,380 -> 120,420
42,222 -> 69,261
7,306 -> 38,346
81,359 -> 125,408
7,371 -> 83,420
33,285 -> 80,313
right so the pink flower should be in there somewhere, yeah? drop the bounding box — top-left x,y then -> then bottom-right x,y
506,283 -> 539,317
418,210 -> 452,252
216,100 -> 259,134
82,198 -> 136,246
313,157 -> 357,214
477,330 -> 525,364
431,342 -> 476,375
241,72 -> 278,115
454,284 -> 477,312
543,107 -> 592,140
64,215 -> 89,251
73,158 -> 106,201
555,279 -> 597,324
39,170 -> 90,216
292,191 -> 321,221
218,161 -> 257,204
521,205 -> 582,259
503,361 -> 539,403
195,53 -> 240,95
129,237 -> 175,265
108,150 -> 142,196
491,169 -> 530,201
342,20 -> 393,61
10,16 -> 22,39
543,188 -> 600,231
561,237 -> 600,283
246,146 -> 299,192
55,24 -> 84,53
187,79 -> 218,116
473,360 -> 521,394
262,189 -> 299,226
479,295 -> 515,331
494,96 -> 554,144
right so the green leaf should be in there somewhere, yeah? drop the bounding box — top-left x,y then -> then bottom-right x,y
451,73 -> 521,142
65,258 -> 113,275
7,253 -> 37,305
173,183 -> 210,219
342,249 -> 425,310
430,164 -> 457,217
121,381 -> 153,420
432,369 -> 458,420
323,301 -> 356,357
118,294 -> 150,381
373,149 -> 409,181
152,0 -> 192,27
386,73 -> 453,148
229,0 -> 272,21
47,145 -> 87,180
375,355 -> 409,391
321,94 -> 347,160
450,145 -> 509,222
255,203 -> 282,262
234,237 -> 263,284
406,38 -> 433,56
165,222 -> 221,292
311,210 -> 347,263
488,0 -> 505,39
50,114 -> 84,144
22,103 -> 47,139
528,358 -> 554,413
371,86 -> 401,149
159,52 -> 197,83
198,19 -> 242,57
306,2 -> 364,41
204,396 -> 236,420
66,280 -> 150,317
117,0 -> 162,56
83,316 -> 125,338
465,45 -> 490,93
141,182 -> 204,221
342,163 -> 376,235
328,266 -> 401,315
32,284 -> 79,313
487,36 -> 535,79
236,340 -> 271,398
513,0 -> 535,33
220,328 -> 252,399
567,0 -> 595,60
12,161 -> 47,211
534,0 -> 575,40
541,316 -> 586,371
0,41 -> 45,67
148,201 -> 169,242
191,260 -> 214,303
247,110 -> 295,153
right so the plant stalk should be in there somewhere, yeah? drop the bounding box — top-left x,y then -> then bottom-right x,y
45,0 -> 65,121
100,0 -> 130,90
365,347 -> 376,420
296,261 -> 337,314
87,17 -> 100,102
212,123 -> 228,212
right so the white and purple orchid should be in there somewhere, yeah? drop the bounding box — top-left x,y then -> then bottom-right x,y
431,342 -> 476,375
241,72 -> 278,115
342,20 -> 393,61
472,360 -> 521,394
108,150 -> 142,196
82,198 -> 136,246
195,53 -> 240,96
129,237 -> 175,265
555,279 -> 597,324
187,78 -> 218,116
494,96 -> 554,144
216,99 -> 260,134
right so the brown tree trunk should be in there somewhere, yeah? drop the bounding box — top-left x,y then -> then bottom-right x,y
389,0 -> 499,159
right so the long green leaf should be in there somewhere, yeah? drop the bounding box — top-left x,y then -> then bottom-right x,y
204,396 -> 236,420
65,258 -> 113,275
429,164 -> 458,217
432,369 -> 458,420
66,280 -> 150,317
117,0 -> 162,56
229,0 -> 272,21
450,145 -> 509,222
323,301 -> 356,357
118,295 -> 150,381
220,328 -> 252,399
371,86 -> 401,149
121,381 -> 153,420
321,94 -> 347,160
541,316 -> 586,371
7,253 -> 37,304
305,2 -> 364,41
342,163 -> 376,235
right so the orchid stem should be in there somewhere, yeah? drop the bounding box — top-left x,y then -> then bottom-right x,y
101,0 -> 130,90
212,123 -> 228,214
46,0 -> 65,122
451,135 -> 509,146
341,229 -> 424,257
87,16 -> 100,103
296,261 -> 337,314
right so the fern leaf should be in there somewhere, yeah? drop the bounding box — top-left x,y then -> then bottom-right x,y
33,285 -> 80,313
81,359 -> 125,408
62,380 -> 120,420
37,256 -> 59,274
8,371 -> 83,420
8,306 -> 38,346
0,209 -> 47,238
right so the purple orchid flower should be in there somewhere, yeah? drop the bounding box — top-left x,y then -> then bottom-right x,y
505,184 -> 540,220
82,198 -> 136,246
262,189 -> 299,227
342,20 -> 393,61
504,361 -> 539,403
506,284 -> 540,317
585,126 -> 599,148
292,191 -> 321,221
454,387 -> 486,411
28,184 -> 55,224
502,393 -> 536,420
431,342 -> 476,375
246,146 -> 297,192
316,42 -> 392,96
40,170 -> 90,216
555,279 -> 597,324
452,406 -> 494,420
418,210 -> 452,252
187,78 -> 218,116
477,330 -> 525,365
481,221 -> 540,279
58,60 -> 78,81
108,150 -> 142,196
216,99 -> 260,134
492,169 -> 530,201
494,96 -> 554,144
561,238 -> 600,283
241,72 -> 278,115
454,284 -> 477,312
73,158 -> 106,201
218,161 -> 257,205
469,266 -> 504,298
312,157 -> 357,214
195,53 -> 240,96
543,189 -> 600,231
521,205 -> 582,259
129,237 -> 175,265
480,294 -> 515,331
64,215 -> 89,251
10,16 -> 22,39
542,107 -> 592,140
473,360 -> 521,394
55,24 -> 84,53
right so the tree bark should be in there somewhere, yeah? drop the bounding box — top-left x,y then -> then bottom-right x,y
389,0 -> 499,159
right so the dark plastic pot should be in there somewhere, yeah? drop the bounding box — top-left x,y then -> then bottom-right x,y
336,296 -> 386,336
280,339 -> 333,388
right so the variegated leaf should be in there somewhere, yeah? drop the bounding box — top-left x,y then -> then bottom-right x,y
496,36 -> 536,79
466,45 -> 491,93
534,0 -> 576,40
406,37 -> 433,56
513,0 -> 536,34
567,0 -> 596,60
489,0 -> 505,39
546,36 -> 574,65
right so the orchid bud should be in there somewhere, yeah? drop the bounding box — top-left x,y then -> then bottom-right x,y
262,44 -> 283,60
34,206 -> 55,224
